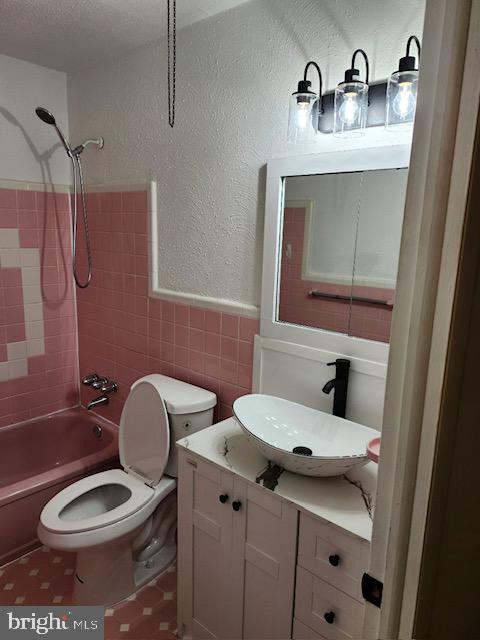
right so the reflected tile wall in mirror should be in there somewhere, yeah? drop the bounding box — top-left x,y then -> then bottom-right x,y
277,168 -> 408,343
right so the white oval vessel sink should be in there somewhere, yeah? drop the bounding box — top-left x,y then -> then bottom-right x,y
233,394 -> 379,477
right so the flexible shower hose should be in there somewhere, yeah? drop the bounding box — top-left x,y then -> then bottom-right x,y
70,154 -> 93,288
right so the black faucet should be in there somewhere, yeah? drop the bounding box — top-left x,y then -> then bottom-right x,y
322,358 -> 351,418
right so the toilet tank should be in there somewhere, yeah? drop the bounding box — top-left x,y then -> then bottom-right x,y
141,374 -> 216,478
165,408 -> 214,477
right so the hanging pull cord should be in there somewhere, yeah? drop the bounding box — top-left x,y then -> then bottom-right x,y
70,155 -> 93,289
167,0 -> 177,127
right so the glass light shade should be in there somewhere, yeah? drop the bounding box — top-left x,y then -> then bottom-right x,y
386,70 -> 418,130
287,92 -> 319,144
333,81 -> 368,138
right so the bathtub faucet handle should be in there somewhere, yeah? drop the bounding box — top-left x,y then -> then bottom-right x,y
91,377 -> 109,389
101,381 -> 118,394
82,373 -> 99,386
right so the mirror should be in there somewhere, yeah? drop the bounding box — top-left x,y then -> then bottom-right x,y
277,167 -> 408,343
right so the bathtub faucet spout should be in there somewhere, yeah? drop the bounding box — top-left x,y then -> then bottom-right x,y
86,395 -> 109,411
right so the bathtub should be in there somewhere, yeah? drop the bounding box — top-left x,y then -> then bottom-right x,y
0,407 -> 119,565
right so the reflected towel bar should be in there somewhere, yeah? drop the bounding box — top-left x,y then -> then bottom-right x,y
308,290 -> 394,308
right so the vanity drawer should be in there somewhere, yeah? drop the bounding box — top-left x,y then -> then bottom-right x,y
293,618 -> 327,639
298,514 -> 369,601
295,567 -> 364,640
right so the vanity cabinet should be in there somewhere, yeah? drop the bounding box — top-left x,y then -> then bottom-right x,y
177,450 -> 297,640
177,447 -> 370,640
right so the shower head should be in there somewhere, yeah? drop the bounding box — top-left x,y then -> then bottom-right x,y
35,106 -> 72,156
35,107 -> 56,125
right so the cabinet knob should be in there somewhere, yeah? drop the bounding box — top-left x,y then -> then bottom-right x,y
328,554 -> 340,567
219,494 -> 229,504
232,500 -> 242,512
324,611 -> 335,624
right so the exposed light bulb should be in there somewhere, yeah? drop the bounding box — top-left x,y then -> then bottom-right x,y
392,82 -> 415,119
338,92 -> 358,125
295,101 -> 311,130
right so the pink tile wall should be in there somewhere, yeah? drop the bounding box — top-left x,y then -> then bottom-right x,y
279,206 -> 394,343
77,190 -> 259,425
0,188 -> 79,428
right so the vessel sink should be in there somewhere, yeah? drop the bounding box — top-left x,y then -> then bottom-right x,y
233,394 -> 379,477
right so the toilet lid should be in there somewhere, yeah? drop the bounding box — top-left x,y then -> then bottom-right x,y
119,379 -> 170,486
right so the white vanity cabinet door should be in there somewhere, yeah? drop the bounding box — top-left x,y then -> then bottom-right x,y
177,451 -> 241,640
178,451 -> 298,640
233,479 -> 298,640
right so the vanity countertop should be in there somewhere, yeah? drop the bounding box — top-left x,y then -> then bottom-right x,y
177,418 -> 377,542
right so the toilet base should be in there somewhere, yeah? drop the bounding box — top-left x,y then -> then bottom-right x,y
73,528 -> 177,605
74,538 -> 136,605
134,534 -> 176,592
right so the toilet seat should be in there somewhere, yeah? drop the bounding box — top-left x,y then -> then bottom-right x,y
40,469 -> 154,534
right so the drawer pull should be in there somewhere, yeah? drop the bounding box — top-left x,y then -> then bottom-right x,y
324,611 -> 335,624
328,554 -> 340,567
232,500 -> 242,512
219,494 -> 229,504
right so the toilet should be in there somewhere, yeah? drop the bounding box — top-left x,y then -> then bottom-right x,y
37,374 -> 216,605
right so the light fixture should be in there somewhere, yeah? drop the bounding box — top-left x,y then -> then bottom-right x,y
287,61 -> 323,144
287,37 -> 421,141
333,49 -> 369,138
386,36 -> 421,130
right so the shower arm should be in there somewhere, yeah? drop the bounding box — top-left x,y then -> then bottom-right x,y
71,137 -> 104,157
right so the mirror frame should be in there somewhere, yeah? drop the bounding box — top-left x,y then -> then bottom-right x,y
260,144 -> 411,365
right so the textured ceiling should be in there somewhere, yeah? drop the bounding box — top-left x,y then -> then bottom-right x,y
0,0 -> 252,73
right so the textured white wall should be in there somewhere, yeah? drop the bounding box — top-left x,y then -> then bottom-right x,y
68,0 -> 424,309
0,55 -> 70,185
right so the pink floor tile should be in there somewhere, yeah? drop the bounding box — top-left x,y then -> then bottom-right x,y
0,547 -> 177,640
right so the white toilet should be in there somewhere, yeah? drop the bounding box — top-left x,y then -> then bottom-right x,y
38,374 -> 216,605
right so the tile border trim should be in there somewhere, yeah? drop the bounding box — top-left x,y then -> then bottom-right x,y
0,178 -> 70,193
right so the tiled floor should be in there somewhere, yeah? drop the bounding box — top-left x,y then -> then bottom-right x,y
0,546 -> 177,639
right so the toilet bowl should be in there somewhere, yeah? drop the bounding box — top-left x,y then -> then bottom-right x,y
38,374 -> 216,605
